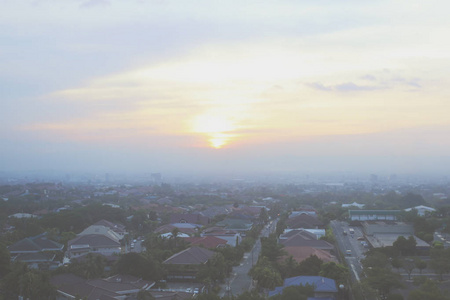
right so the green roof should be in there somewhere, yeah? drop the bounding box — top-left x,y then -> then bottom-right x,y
348,210 -> 402,215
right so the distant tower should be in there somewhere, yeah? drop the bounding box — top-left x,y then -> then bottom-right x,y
370,174 -> 378,182
105,173 -> 110,183
151,173 -> 162,183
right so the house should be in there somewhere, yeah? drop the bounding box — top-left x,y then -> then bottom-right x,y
170,213 -> 210,226
285,214 -> 324,229
268,276 -> 338,299
67,234 -> 121,259
289,207 -> 317,217
93,219 -> 127,237
280,246 -> 337,264
163,247 -> 215,280
8,232 -> 63,270
183,236 -> 228,249
404,205 -> 436,216
279,231 -> 334,252
50,273 -> 155,300
281,229 -> 326,240
216,218 -> 253,232
155,223 -> 202,236
79,225 -> 124,242
202,227 -> 242,247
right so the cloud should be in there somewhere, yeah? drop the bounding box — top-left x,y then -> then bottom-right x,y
79,0 -> 110,9
361,74 -> 376,81
307,81 -> 383,92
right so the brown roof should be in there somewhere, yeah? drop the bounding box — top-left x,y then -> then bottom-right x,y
163,247 -> 215,265
183,236 -> 227,249
281,246 -> 336,263
280,233 -> 333,250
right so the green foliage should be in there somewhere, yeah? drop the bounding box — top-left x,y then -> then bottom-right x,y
63,253 -> 107,279
0,243 -> 11,277
414,257 -> 427,274
297,255 -> 323,276
386,294 -> 403,300
0,262 -> 56,300
249,256 -> 283,290
429,247 -> 450,281
259,208 -> 269,224
392,236 -> 416,256
115,252 -> 165,282
234,290 -> 266,300
142,233 -> 189,261
270,284 -> 314,300
260,234 -> 285,262
197,253 -> 231,284
361,251 -> 389,269
363,267 -> 403,300
408,279 -> 449,300
319,262 -> 349,285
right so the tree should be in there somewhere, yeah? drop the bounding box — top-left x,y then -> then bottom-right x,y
249,256 -> 283,290
392,235 -> 416,256
364,268 -> 403,300
319,262 -> 349,285
414,258 -> 427,274
116,252 -> 164,282
197,253 -> 230,284
0,242 -> 11,277
297,255 -> 323,276
259,208 -> 269,224
390,257 -> 403,272
260,234 -> 285,262
429,247 -> 450,281
408,279 -> 448,300
401,258 -> 415,280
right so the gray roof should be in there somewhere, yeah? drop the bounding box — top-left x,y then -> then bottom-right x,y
68,234 -> 121,248
8,233 -> 63,253
163,246 -> 215,265
51,273 -> 154,300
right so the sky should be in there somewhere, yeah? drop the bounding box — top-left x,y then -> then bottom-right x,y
1,0 -> 450,177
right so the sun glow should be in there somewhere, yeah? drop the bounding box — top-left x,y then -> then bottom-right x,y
192,114 -> 238,148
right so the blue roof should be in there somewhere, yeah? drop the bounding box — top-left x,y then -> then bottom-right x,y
268,276 -> 337,297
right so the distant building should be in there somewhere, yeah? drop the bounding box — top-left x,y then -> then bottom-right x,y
404,205 -> 436,217
8,232 -> 64,270
348,210 -> 402,221
362,221 -> 430,250
163,247 -> 215,280
342,202 -> 365,209
8,213 -> 37,219
269,276 -> 338,298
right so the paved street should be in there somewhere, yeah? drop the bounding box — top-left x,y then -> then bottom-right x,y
219,220 -> 277,297
330,220 -> 366,282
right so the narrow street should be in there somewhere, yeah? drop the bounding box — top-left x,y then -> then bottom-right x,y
219,220 -> 277,297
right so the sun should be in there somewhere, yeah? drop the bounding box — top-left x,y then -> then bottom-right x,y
192,114 -> 237,148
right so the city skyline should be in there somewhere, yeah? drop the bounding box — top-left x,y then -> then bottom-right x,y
1,1 -> 450,175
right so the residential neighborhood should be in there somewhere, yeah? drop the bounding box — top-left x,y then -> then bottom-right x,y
1,176 -> 450,300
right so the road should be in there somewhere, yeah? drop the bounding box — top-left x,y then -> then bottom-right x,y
330,220 -> 366,282
219,219 -> 277,297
